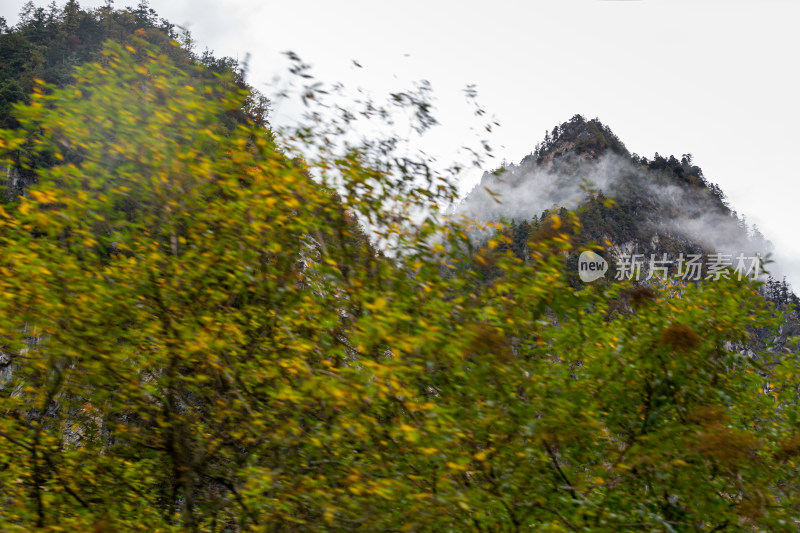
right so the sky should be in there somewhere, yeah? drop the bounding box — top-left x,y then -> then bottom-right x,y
2,0 -> 799,284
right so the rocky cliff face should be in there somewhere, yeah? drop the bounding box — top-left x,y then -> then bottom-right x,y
2,165 -> 23,202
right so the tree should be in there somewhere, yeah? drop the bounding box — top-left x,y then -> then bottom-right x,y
0,0 -> 268,132
0,39 -> 799,532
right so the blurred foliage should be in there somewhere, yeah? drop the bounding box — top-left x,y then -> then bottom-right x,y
0,38 -> 799,533
0,0 -> 269,200
0,0 -> 268,130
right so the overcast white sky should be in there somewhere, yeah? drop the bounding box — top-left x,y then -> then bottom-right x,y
2,0 -> 799,284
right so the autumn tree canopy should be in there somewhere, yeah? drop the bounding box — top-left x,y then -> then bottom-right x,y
0,39 -> 799,532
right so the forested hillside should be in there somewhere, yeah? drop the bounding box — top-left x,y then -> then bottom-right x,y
0,0 -> 268,199
1,2 -> 799,532
459,115 -> 796,303
0,0 -> 269,129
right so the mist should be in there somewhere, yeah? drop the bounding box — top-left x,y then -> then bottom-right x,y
456,150 -> 787,281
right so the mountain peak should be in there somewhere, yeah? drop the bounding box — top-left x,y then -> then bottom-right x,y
522,114 -> 628,167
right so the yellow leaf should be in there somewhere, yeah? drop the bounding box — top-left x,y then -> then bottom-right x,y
368,297 -> 388,311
